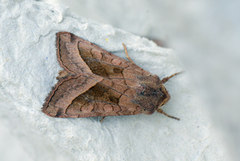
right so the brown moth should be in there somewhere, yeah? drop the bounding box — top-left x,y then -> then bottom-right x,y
42,32 -> 181,121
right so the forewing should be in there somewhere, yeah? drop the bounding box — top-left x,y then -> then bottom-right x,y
42,73 -> 103,117
65,78 -> 143,117
56,32 -> 92,74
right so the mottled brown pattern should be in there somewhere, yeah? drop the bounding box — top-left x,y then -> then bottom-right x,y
42,32 -> 180,120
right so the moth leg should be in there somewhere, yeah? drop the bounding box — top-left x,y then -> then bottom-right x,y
162,71 -> 183,84
100,116 -> 106,122
122,43 -> 135,64
157,108 -> 180,121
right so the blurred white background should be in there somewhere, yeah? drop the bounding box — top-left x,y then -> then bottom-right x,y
2,0 -> 240,160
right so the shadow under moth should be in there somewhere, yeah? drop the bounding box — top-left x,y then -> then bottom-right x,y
42,32 -> 181,121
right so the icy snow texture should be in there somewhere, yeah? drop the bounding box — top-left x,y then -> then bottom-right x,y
0,0 -> 228,161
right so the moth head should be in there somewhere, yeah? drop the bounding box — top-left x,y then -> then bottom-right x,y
158,83 -> 171,107
156,84 -> 180,120
156,73 -> 181,120
134,74 -> 180,120
134,75 -> 168,115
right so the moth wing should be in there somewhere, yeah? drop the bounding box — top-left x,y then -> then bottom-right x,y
43,32 -> 150,118
56,32 -> 92,74
42,73 -> 103,117
58,32 -> 151,86
64,78 -> 143,118
75,33 -> 151,86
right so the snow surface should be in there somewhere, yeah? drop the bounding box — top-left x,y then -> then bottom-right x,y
0,0 -> 229,161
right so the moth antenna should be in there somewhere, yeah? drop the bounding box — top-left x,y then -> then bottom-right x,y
157,108 -> 180,121
162,71 -> 183,84
122,43 -> 135,64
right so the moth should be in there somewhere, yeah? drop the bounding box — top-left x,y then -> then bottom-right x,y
42,32 -> 181,121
